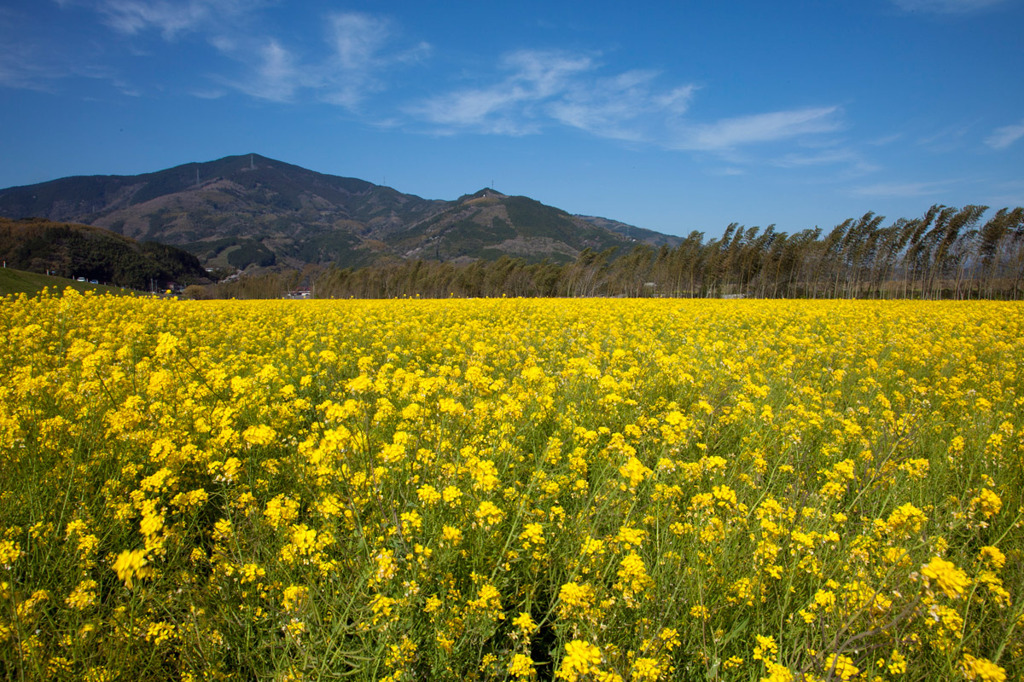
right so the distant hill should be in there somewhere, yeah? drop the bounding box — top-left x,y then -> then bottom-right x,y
575,215 -> 681,248
0,154 -> 675,269
0,217 -> 210,290
0,266 -> 131,298
386,188 -> 656,263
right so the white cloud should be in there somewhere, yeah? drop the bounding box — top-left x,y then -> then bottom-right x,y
672,107 -> 843,151
986,119 -> 1024,149
40,3 -> 428,106
0,9 -> 65,90
892,0 -> 1009,12
850,180 -> 953,197
208,35 -> 236,53
98,0 -> 207,38
0,44 -> 59,90
329,13 -> 391,71
550,71 -> 696,141
411,51 -> 850,166
0,12 -> 137,93
774,149 -> 853,167
916,121 -> 978,153
772,147 -> 880,176
502,50 -> 594,98
866,133 -> 903,146
86,0 -> 255,40
197,10 -> 431,109
417,88 -> 532,132
412,49 -> 696,140
411,49 -> 595,135
233,39 -> 304,102
320,12 -> 432,109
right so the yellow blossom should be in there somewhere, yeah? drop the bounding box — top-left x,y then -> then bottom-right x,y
112,548 -> 150,588
509,653 -> 536,679
555,640 -> 603,681
0,540 -> 22,568
824,654 -> 859,681
922,556 -> 971,599
961,654 -> 1006,682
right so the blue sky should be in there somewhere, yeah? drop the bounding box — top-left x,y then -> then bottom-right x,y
1,0 -> 1022,238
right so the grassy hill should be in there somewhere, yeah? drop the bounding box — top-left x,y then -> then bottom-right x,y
0,266 -> 130,297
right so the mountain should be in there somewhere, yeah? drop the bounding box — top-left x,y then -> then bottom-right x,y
386,188 -> 655,263
0,217 -> 209,290
0,154 -> 676,269
575,215 -> 681,248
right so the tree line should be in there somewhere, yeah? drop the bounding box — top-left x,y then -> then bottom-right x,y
190,204 -> 1024,300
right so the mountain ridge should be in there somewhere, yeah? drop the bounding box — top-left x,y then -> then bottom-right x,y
0,154 -> 679,270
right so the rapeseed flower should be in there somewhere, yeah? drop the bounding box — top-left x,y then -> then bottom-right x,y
112,549 -> 150,588
962,654 -> 1007,682
508,653 -> 536,679
0,540 -> 21,569
2,294 -> 1021,680
555,640 -> 603,681
921,556 -> 971,599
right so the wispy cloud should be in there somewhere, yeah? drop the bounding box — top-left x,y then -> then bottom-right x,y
550,71 -> 696,141
0,51 -> 141,95
411,49 -> 850,167
985,119 -> 1024,149
190,87 -> 226,99
224,39 -> 305,102
1,9 -> 139,93
412,49 -> 594,135
850,180 -> 955,197
0,45 -> 60,91
54,4 -> 431,107
30,4 -> 863,176
772,147 -> 879,176
672,107 -> 843,151
984,180 -> 1024,207
93,0 -> 258,39
98,0 -> 211,38
412,49 -> 701,141
46,0 -> 266,96
866,133 -> 903,146
320,12 -> 431,109
916,121 -> 977,153
206,11 -> 430,108
891,0 -> 1010,13
57,0 -> 256,40
330,13 -> 391,71
0,9 -> 64,90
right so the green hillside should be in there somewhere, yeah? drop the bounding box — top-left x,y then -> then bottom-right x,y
386,190 -> 632,263
0,217 -> 209,289
0,267 -> 129,298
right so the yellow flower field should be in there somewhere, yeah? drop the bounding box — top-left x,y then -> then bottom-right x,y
1,290 -> 1022,681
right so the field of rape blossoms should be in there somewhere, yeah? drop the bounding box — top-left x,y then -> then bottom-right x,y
1,290 -> 1022,681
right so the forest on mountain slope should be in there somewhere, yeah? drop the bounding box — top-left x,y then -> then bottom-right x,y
190,204 -> 1024,300
0,217 -> 210,290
